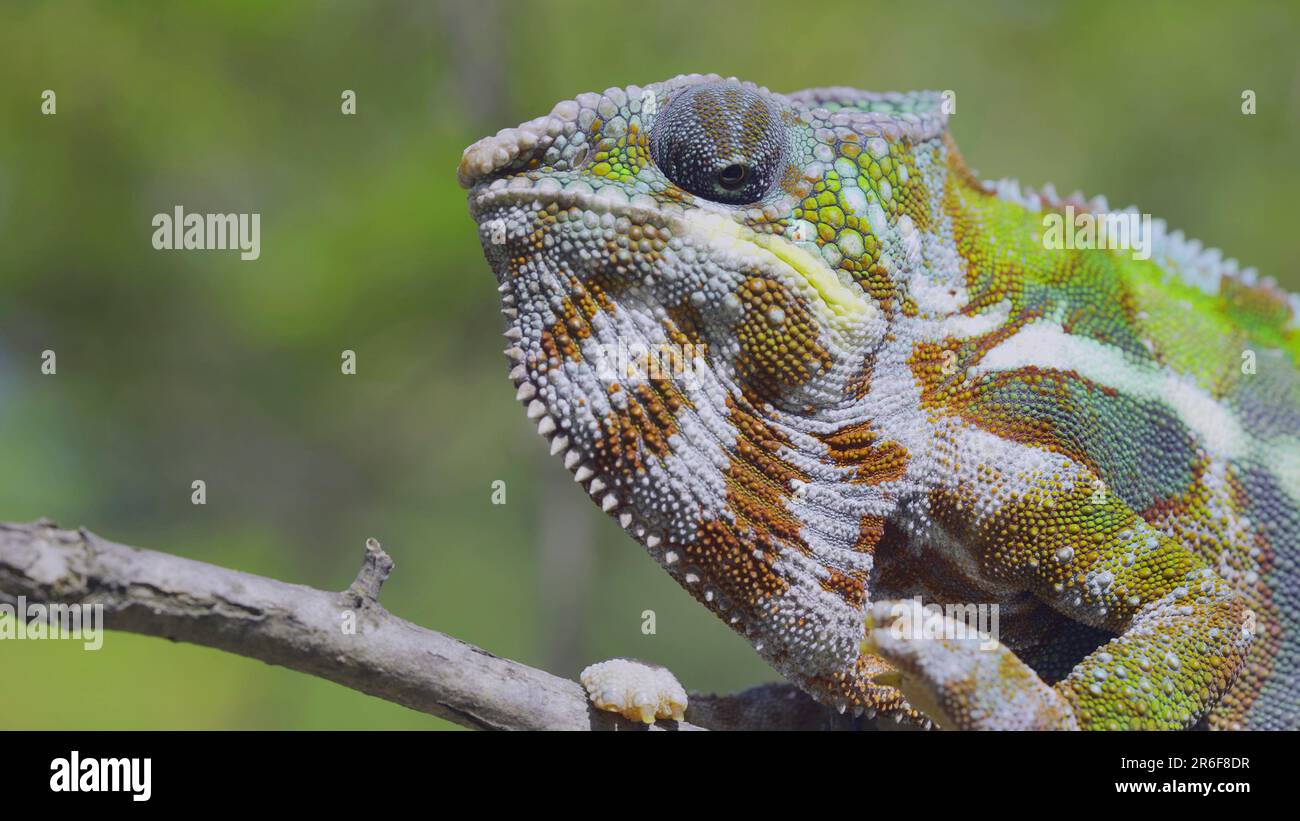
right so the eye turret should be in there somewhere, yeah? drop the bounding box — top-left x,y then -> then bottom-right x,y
649,82 -> 788,205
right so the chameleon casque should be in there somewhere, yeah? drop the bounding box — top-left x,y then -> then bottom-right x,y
458,74 -> 1300,730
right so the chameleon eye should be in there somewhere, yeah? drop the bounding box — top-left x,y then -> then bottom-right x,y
649,81 -> 787,205
717,163 -> 749,190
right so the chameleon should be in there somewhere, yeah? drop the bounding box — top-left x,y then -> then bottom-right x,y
458,74 -> 1299,730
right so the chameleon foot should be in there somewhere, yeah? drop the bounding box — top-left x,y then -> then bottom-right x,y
580,658 -> 688,724
863,599 -> 1078,730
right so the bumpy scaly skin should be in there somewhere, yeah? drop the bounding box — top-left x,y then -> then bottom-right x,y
459,74 -> 1299,730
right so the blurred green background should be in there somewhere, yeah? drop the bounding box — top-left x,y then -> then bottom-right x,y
0,0 -> 1296,728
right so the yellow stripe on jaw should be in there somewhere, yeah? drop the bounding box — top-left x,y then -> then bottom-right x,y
683,211 -> 875,325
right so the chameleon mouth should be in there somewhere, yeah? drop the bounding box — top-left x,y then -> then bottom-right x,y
470,183 -> 876,326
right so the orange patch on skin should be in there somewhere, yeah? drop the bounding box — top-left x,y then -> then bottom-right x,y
684,518 -> 790,611
943,135 -> 983,192
541,315 -> 585,362
640,391 -> 817,620
853,442 -> 909,485
536,327 -> 570,370
854,514 -> 887,554
801,653 -> 914,719
779,163 -> 804,197
820,569 -> 867,608
576,273 -> 620,316
909,316 -> 1127,473
630,382 -> 685,458
906,304 -> 1036,402
538,274 -> 626,366
591,404 -> 656,474
818,421 -> 910,486
727,392 -> 810,484
910,349 -> 1114,477
727,460 -> 806,547
589,377 -> 691,477
721,393 -> 812,560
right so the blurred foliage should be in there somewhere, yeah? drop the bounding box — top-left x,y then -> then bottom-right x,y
0,0 -> 1296,728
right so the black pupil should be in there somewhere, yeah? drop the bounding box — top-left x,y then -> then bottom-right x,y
718,164 -> 747,189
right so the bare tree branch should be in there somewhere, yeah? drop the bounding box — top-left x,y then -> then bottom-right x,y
0,520 -> 859,731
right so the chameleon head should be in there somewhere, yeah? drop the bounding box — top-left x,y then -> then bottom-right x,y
459,74 -> 913,407
460,75 -> 945,702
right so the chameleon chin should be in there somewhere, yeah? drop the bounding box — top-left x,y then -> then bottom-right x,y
458,74 -> 1298,730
